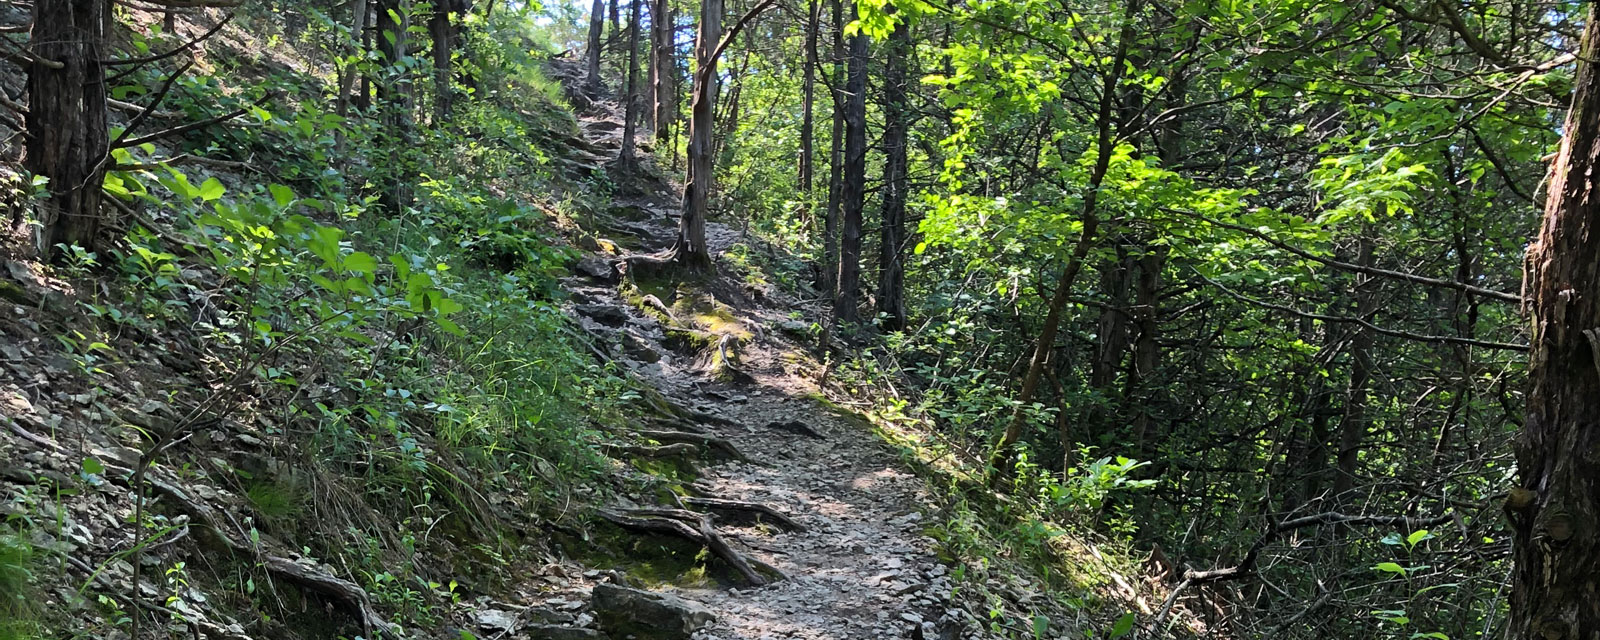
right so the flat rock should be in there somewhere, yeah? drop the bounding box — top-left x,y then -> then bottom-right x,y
526,624 -> 606,640
591,583 -> 714,640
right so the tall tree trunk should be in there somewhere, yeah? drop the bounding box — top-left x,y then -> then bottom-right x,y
1082,246 -> 1133,450
376,0 -> 414,214
336,0 -> 370,121
643,0 -> 656,129
818,0 -> 843,295
798,0 -> 818,193
610,0 -> 621,43
673,0 -> 722,270
993,3 -> 1134,466
585,0 -> 605,98
1127,244 -> 1167,448
618,0 -> 642,170
876,16 -> 910,331
430,0 -> 462,125
651,0 -> 674,146
1333,226 -> 1377,503
28,0 -> 108,258
832,3 -> 867,325
1510,3 -> 1600,637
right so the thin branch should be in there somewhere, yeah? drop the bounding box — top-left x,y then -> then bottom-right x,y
110,57 -> 195,150
1169,207 -> 1523,304
1193,270 -> 1528,352
114,93 -> 269,149
1181,511 -> 1454,584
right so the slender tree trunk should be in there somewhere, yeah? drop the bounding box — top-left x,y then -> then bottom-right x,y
1127,244 -> 1167,448
336,0 -> 369,120
430,0 -> 462,125
643,0 -> 656,130
376,0 -> 414,214
832,2 -> 867,326
357,3 -> 374,113
1509,4 -> 1600,637
818,0 -> 843,295
1082,247 -> 1133,448
876,16 -> 910,331
585,0 -> 605,98
29,0 -> 108,258
651,0 -> 674,146
993,4 -> 1134,466
610,0 -> 621,43
674,0 -> 722,269
1333,224 -> 1377,503
618,0 -> 642,170
798,0 -> 818,193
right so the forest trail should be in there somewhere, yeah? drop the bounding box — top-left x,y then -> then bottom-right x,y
551,62 -> 972,640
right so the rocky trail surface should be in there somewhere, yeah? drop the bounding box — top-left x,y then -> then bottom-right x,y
532,61 -> 981,640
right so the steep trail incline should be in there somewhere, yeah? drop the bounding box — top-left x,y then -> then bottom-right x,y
551,63 -> 978,640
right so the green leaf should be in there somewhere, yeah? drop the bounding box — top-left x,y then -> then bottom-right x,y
1407,530 -> 1434,547
198,177 -> 226,201
1374,562 -> 1407,576
268,184 -> 296,207
81,457 -> 105,475
1032,615 -> 1049,638
1109,612 -> 1135,639
344,251 -> 378,276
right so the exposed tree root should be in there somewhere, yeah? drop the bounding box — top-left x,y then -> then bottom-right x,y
146,477 -> 401,639
598,507 -> 784,586
606,441 -> 702,459
681,496 -> 805,532
634,429 -> 750,462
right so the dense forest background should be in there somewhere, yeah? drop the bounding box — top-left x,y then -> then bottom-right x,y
0,0 -> 1593,638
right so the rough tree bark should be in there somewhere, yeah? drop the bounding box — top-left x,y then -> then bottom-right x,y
1509,2 -> 1600,638
875,15 -> 910,331
585,0 -> 605,98
832,2 -> 867,325
618,0 -> 642,170
28,0 -> 109,258
674,0 -> 723,270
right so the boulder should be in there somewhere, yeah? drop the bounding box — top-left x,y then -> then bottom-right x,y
574,256 -> 618,282
590,583 -> 714,639
575,304 -> 630,327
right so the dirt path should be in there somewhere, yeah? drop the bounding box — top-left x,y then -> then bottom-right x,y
553,69 -> 975,640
